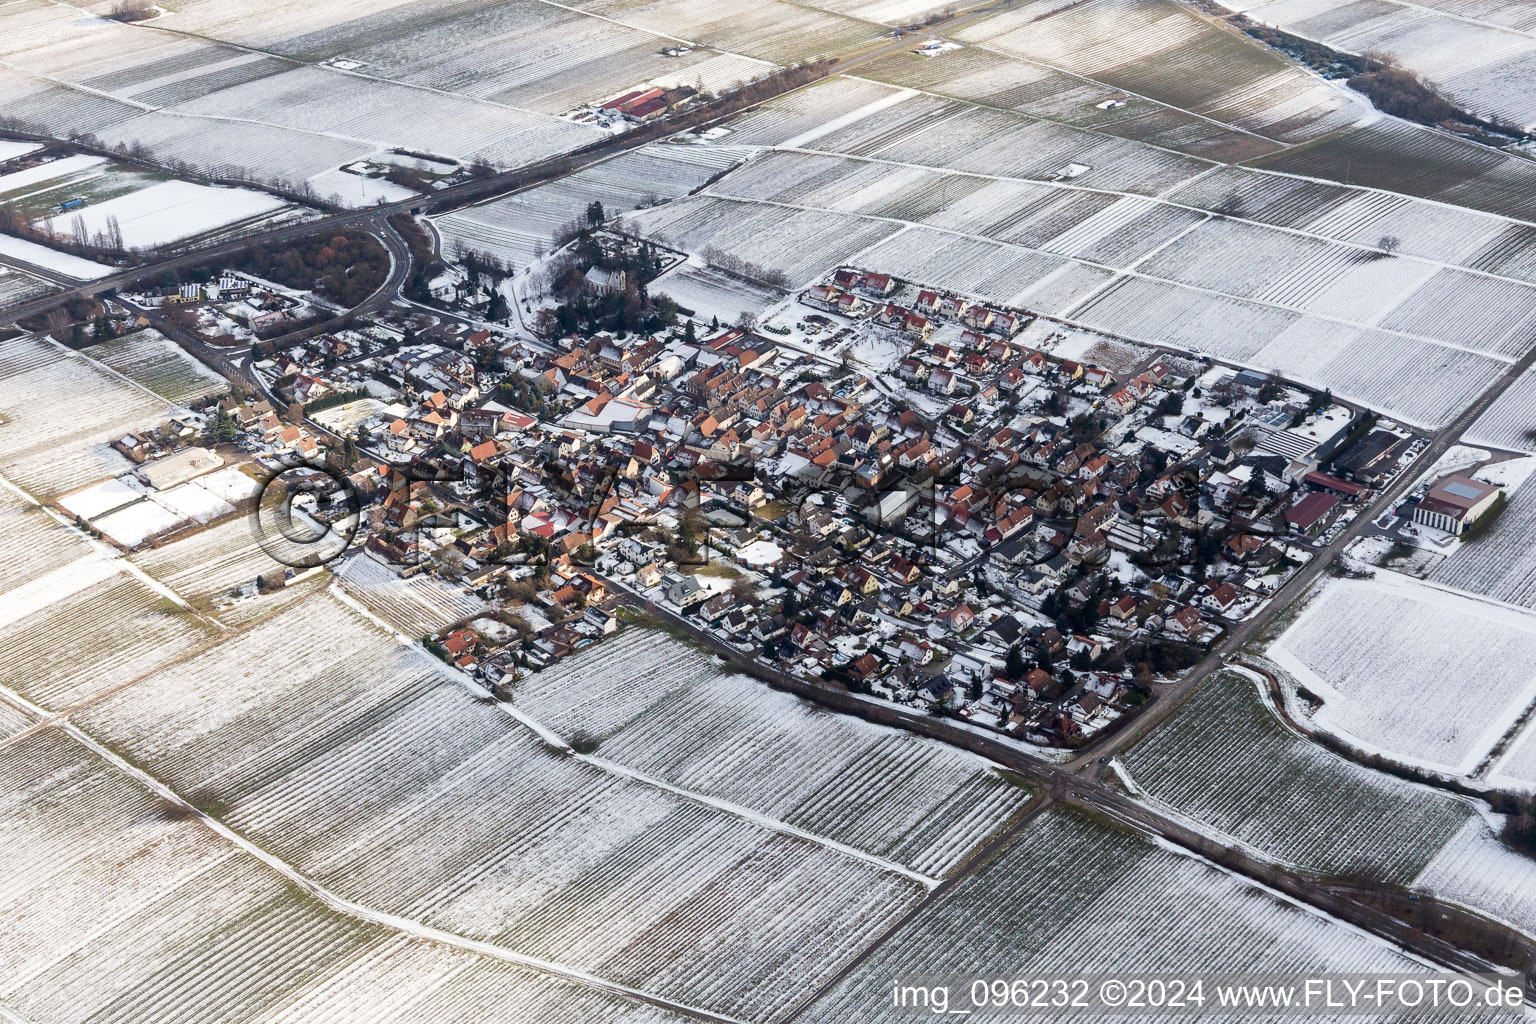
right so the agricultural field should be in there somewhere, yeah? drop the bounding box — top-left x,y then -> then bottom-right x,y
0,555 -> 217,711
436,142 -> 752,266
1429,471 -> 1536,610
84,329 -> 229,405
1224,0 -> 1536,131
1267,575 -> 1536,777
1466,362 -> 1536,453
130,511 -> 325,626
1415,818 -> 1536,939
950,0 -> 1366,143
0,232 -> 112,282
1252,118 -> 1536,224
650,262 -> 785,324
628,194 -> 902,288
0,335 -> 174,500
800,805 -> 1479,1023
850,45 -> 1283,163
0,728 -> 701,1024
0,265 -> 54,307
516,630 -> 1030,878
333,551 -> 486,637
1118,670 -> 1474,882
74,594 -> 927,1022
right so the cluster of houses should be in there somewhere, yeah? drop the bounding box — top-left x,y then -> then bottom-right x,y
220,260 -> 1421,747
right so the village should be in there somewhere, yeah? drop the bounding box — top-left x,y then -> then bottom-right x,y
65,225 -> 1491,753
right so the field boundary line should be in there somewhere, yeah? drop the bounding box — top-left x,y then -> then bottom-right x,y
52,718 -> 750,1024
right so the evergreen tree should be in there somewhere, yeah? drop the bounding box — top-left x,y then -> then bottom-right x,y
1005,643 -> 1027,680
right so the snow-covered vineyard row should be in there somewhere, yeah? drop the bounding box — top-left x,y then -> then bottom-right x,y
435,143 -> 752,266
630,194 -> 899,288
70,594 -> 928,1023
800,805 -> 1490,1024
0,729 -> 703,1024
0,267 -> 54,307
1119,671 -> 1473,883
0,488 -> 95,593
525,632 -> 1028,878
0,565 -> 217,711
333,551 -> 486,637
83,330 -> 229,406
1255,117 -> 1536,224
129,514 -> 327,626
850,44 -> 1285,163
1269,576 -> 1536,779
1428,472 -> 1536,609
0,335 -> 174,500
1466,362 -> 1536,454
1225,0 -> 1536,131
951,0 -> 1363,144
662,132 -> 1536,425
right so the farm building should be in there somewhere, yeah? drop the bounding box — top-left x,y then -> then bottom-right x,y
1413,476 -> 1501,536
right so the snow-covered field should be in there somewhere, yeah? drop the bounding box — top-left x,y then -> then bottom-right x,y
130,512 -> 325,626
1269,575 -> 1536,776
0,232 -> 112,280
518,631 -> 1028,878
58,475 -> 143,520
0,265 -> 54,307
1119,670 -> 1474,882
1429,472 -> 1536,610
1414,817 -> 1536,939
0,335 -> 173,499
334,551 -> 486,636
650,261 -> 783,325
0,728 -> 694,1024
436,143 -> 750,267
84,329 -> 229,404
52,179 -> 288,249
72,593 -> 926,1023
0,556 -> 215,710
800,804 -> 1465,1023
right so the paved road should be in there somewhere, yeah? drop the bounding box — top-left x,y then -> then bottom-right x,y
610,580 -> 1526,987
1071,331 -> 1536,774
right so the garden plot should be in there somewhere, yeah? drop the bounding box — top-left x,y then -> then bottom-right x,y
1429,472 -> 1536,609
93,498 -> 190,548
334,551 -> 486,636
801,804 -> 1467,1024
130,513 -> 324,625
58,476 -> 144,521
75,593 -> 926,1023
0,566 -> 215,711
1269,575 -> 1536,777
1119,671 -> 1473,882
0,335 -> 172,500
628,194 -> 901,288
0,266 -> 54,307
436,142 -> 751,265
84,329 -> 229,404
